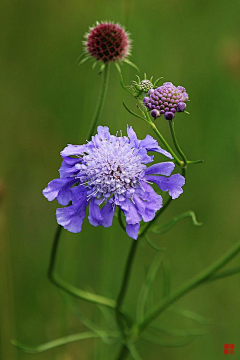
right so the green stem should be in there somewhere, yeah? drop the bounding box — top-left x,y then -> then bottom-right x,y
144,112 -> 182,166
118,207 -> 126,232
168,120 -> 187,167
116,344 -> 129,360
48,64 -> 111,306
187,159 -> 204,165
138,240 -> 240,332
115,240 -> 139,332
87,63 -> 110,139
48,226 -> 116,308
12,331 -> 118,354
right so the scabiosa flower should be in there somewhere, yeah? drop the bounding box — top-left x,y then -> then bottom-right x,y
84,21 -> 131,63
43,126 -> 185,240
143,82 -> 189,120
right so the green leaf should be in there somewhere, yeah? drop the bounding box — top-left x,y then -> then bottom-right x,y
98,63 -> 106,74
150,324 -> 206,337
122,102 -> 147,122
151,211 -> 202,235
142,333 -> 195,347
153,77 -> 164,87
128,343 -> 143,360
206,266 -> 240,282
136,253 -> 164,322
123,59 -> 140,72
12,331 -> 119,353
78,56 -> 90,66
162,260 -> 171,298
144,234 -> 167,252
169,306 -> 212,325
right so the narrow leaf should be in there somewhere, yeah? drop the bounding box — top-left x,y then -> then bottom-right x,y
136,253 -> 164,322
151,211 -> 202,235
142,333 -> 194,347
145,234 -> 167,252
169,306 -> 212,325
123,59 -> 139,72
122,102 -> 147,122
12,332 -> 110,353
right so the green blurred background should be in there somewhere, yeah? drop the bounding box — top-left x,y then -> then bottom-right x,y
1,0 -> 240,359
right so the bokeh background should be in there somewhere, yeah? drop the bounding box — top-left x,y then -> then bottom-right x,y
1,0 -> 240,359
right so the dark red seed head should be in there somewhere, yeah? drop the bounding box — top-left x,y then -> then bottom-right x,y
86,22 -> 130,63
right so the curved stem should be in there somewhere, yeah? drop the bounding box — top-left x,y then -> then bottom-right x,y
12,331 -> 118,354
48,225 -> 116,308
168,120 -> 187,167
115,240 -> 139,332
87,63 -> 110,139
138,239 -> 240,332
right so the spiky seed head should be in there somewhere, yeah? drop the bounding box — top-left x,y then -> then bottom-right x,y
84,22 -> 131,63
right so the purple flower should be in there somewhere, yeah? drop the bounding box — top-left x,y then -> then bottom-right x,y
43,126 -> 185,240
143,82 -> 189,120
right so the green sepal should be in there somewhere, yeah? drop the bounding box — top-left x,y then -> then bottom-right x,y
123,58 -> 140,72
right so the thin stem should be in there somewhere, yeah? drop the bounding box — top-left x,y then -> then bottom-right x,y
12,331 -> 118,353
138,239 -> 240,332
116,344 -> 129,360
168,120 -> 187,166
115,240 -> 139,332
87,63 -> 110,139
118,207 -> 126,232
144,112 -> 182,166
187,159 -> 204,165
48,225 -> 116,308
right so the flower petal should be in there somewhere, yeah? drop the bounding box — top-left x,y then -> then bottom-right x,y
100,201 -> 115,227
146,174 -> 185,199
42,177 -> 77,205
56,195 -> 88,233
140,134 -> 173,159
127,125 -> 139,148
61,144 -> 86,157
88,198 -> 104,226
126,223 -> 140,240
134,188 -> 162,223
145,162 -> 175,176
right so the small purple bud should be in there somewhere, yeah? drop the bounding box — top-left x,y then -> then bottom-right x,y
160,110 -> 165,114
170,108 -> 176,113
148,103 -> 152,110
148,89 -> 154,95
177,102 -> 187,112
164,111 -> 175,120
143,97 -> 149,104
177,86 -> 186,92
181,92 -> 189,101
150,109 -> 160,118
